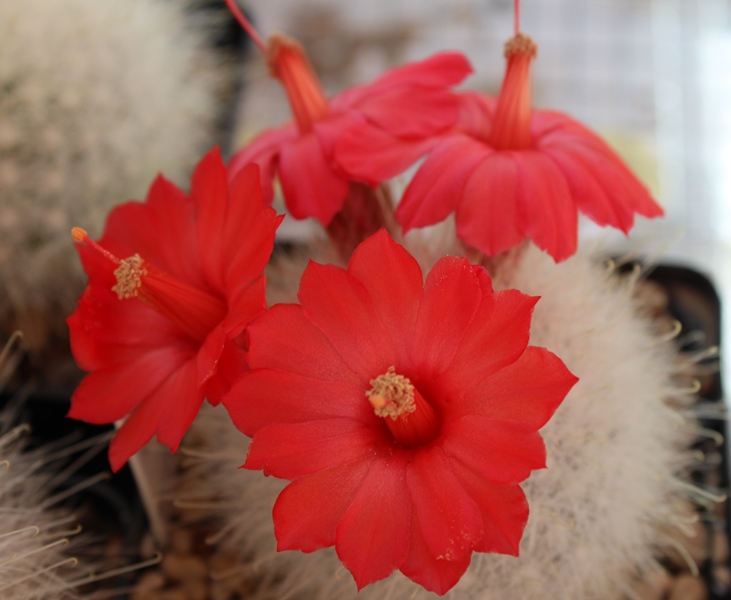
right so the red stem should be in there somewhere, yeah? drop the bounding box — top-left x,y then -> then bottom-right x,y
515,0 -> 520,34
223,0 -> 267,54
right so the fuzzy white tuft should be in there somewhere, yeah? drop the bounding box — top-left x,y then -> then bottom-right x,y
0,413 -> 85,599
179,242 -> 698,600
0,0 -> 223,349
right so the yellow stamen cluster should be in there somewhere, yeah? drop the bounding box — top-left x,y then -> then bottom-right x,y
366,367 -> 416,420
112,254 -> 146,299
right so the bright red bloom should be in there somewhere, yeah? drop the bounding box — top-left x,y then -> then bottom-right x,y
227,31 -> 472,225
339,34 -> 664,262
223,230 -> 577,594
67,148 -> 282,472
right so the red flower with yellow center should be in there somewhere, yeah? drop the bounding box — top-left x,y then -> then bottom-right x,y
67,148 -> 282,472
223,230 -> 578,595
224,0 -> 472,229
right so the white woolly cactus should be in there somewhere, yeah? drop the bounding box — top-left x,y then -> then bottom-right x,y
460,245 -> 697,599
177,242 -> 698,600
0,0 -> 223,349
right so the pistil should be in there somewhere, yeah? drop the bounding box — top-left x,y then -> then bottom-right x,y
72,228 -> 226,343
367,367 -> 440,448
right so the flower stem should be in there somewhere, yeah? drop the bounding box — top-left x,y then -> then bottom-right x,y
326,183 -> 400,263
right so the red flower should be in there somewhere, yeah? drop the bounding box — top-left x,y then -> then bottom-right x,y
225,1 -> 472,226
67,148 -> 282,472
223,230 -> 577,594
339,34 -> 664,262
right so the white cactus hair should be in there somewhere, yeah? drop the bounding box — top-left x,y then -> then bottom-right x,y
0,335 -> 89,599
178,238 -> 700,599
0,419 -> 82,599
0,0 -> 225,349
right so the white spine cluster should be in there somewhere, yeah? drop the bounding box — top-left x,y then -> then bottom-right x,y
0,416 -> 83,599
0,0 -> 223,348
178,242 -> 698,600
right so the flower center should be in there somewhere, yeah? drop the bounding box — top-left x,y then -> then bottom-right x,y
366,367 -> 440,448
72,227 -> 226,343
488,33 -> 537,150
267,34 -> 331,133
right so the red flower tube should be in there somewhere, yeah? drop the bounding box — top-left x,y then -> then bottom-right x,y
67,148 -> 282,472
223,230 -> 577,594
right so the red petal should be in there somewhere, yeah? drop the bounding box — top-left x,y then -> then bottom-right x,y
195,275 -> 263,390
400,511 -> 472,595
536,110 -> 640,172
372,51 -> 473,89
348,230 -> 423,366
336,453 -> 411,589
278,133 -> 349,224
223,275 -> 267,337
108,358 -> 200,471
333,52 -> 473,110
155,362 -> 205,452
543,146 -> 635,232
223,369 -> 372,436
203,338 -> 249,405
245,418 -> 387,480
453,467 -> 529,555
273,460 -> 371,552
313,111 -> 361,158
411,257 -> 482,380
451,346 -> 578,429
333,122 -> 436,185
225,209 -> 283,299
223,164 -> 282,293
456,153 -> 523,256
358,88 -> 460,138
191,148 -> 229,291
68,346 -> 190,424
443,289 -> 537,380
406,447 -> 483,563
397,135 -> 490,231
245,304 -> 361,385
225,162 -> 264,232
514,151 -> 577,262
196,323 -> 227,388
228,124 -> 296,202
456,91 -> 495,138
535,110 -> 663,220
442,416 -> 547,484
297,262 -> 395,380
556,142 -> 661,225
103,179 -> 203,287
